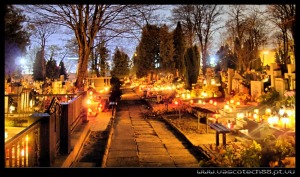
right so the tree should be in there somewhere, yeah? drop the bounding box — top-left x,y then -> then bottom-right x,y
171,5 -> 196,47
172,22 -> 186,78
159,24 -> 175,76
110,47 -> 130,79
5,5 -> 30,79
98,40 -> 110,77
192,5 -> 224,75
226,5 -> 249,73
90,39 -> 110,77
26,45 -> 40,74
59,60 -> 68,80
46,55 -> 60,81
215,44 -> 237,71
184,45 -> 200,89
64,37 -> 79,73
171,5 -> 224,75
28,20 -> 58,82
23,5 -> 161,89
226,5 -> 269,73
135,24 -> 160,79
267,5 -> 296,64
32,50 -> 44,81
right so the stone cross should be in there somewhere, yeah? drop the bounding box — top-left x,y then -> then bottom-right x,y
284,64 -> 296,90
266,63 -> 282,87
227,68 -> 235,95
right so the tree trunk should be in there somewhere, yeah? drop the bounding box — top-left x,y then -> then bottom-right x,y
75,46 -> 90,90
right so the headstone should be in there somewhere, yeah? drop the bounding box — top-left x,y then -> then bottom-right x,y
275,78 -> 285,97
232,71 -> 245,93
251,81 -> 264,101
284,64 -> 296,90
52,81 -> 62,94
61,86 -> 67,94
267,63 -> 282,87
227,68 -> 235,94
65,81 -> 72,93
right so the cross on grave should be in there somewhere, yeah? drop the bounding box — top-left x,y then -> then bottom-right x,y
266,63 -> 282,87
284,64 -> 296,90
227,68 -> 235,95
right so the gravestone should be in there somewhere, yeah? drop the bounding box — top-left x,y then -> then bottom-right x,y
251,81 -> 264,101
65,81 -> 72,92
52,81 -> 62,94
275,78 -> 285,97
266,63 -> 282,87
232,71 -> 245,93
284,64 -> 296,90
87,77 -> 111,91
227,68 -> 235,94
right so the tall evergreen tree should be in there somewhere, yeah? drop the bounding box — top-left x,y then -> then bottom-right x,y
97,41 -> 110,77
135,24 -> 160,79
215,44 -> 237,71
184,45 -> 200,89
159,24 -> 175,75
32,50 -> 44,81
111,47 -> 130,79
46,56 -> 60,81
5,5 -> 30,79
59,60 -> 68,80
173,22 -> 186,78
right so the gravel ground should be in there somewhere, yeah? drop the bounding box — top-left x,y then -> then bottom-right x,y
76,130 -> 109,167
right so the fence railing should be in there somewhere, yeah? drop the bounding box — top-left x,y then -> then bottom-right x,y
5,91 -> 87,167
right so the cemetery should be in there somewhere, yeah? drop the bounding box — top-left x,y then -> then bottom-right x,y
4,74 -> 112,167
135,63 -> 295,167
4,61 -> 295,167
5,4 -> 296,169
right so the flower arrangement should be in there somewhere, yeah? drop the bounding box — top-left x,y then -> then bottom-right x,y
233,92 -> 251,104
284,90 -> 295,106
257,90 -> 280,105
200,85 -> 221,97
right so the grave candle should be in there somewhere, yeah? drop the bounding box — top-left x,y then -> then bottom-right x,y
280,117 -> 289,129
248,112 -> 252,118
224,105 -> 229,111
265,109 -> 271,115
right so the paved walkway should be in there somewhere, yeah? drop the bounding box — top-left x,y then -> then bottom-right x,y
79,88 -> 258,167
103,88 -> 201,167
